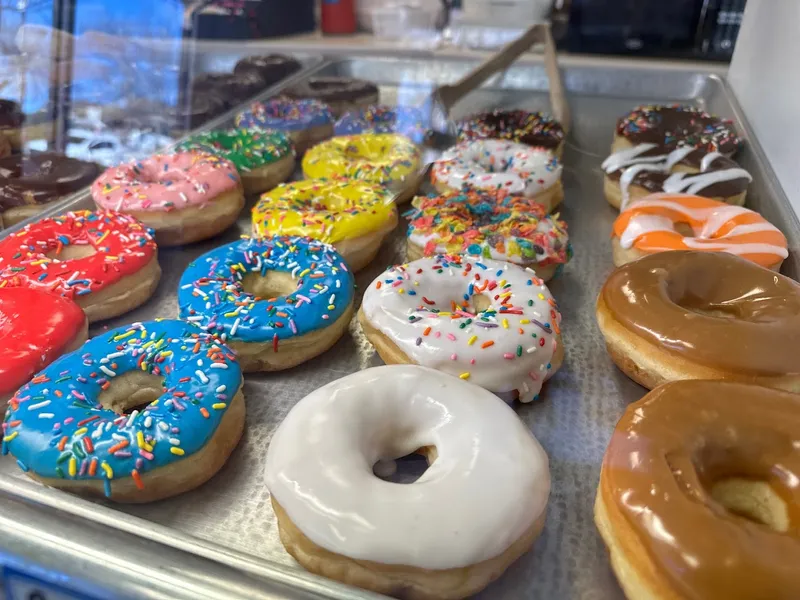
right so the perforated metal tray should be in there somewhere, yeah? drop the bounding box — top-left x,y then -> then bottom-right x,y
0,54 -> 797,600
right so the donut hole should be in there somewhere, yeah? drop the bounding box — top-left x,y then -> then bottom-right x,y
241,271 -> 298,300
674,221 -> 695,237
45,244 -> 96,260
97,371 -> 165,415
470,293 -> 492,313
373,445 -> 437,484
710,478 -> 790,533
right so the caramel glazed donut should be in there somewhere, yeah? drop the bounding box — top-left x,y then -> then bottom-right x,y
265,365 -> 551,600
596,379 -> 800,600
596,250 -> 800,392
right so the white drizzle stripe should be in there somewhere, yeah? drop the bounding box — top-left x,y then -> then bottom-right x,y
618,214 -> 675,249
361,255 -> 561,402
264,365 -> 550,568
432,139 -> 561,197
680,239 -> 788,257
662,169 -> 752,195
700,151 -> 723,171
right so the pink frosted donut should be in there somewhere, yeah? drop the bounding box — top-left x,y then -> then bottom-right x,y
91,151 -> 245,246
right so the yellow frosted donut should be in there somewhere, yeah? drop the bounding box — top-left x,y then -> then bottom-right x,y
302,133 -> 422,203
252,179 -> 398,272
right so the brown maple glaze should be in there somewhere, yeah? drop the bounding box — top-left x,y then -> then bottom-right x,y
601,250 -> 800,376
601,380 -> 800,599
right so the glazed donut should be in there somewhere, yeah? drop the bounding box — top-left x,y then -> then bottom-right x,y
236,97 -> 333,154
406,190 -> 571,281
334,104 -> 427,144
359,254 -> 564,402
0,288 -> 87,406
596,250 -> 800,391
614,104 -> 742,156
432,139 -> 564,212
0,210 -> 160,323
265,364 -> 550,600
91,151 -> 244,246
285,76 -> 379,117
232,54 -> 302,87
0,152 -> 99,226
178,236 -> 354,372
602,144 -> 752,209
176,129 -> 295,195
1,320 -> 244,503
457,110 -> 565,157
303,133 -> 422,203
596,379 -> 800,600
611,193 -> 787,270
252,179 -> 397,272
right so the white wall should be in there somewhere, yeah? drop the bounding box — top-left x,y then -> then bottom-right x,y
729,0 -> 800,208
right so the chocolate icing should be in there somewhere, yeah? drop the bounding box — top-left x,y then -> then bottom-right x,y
605,145 -> 751,197
602,379 -> 800,600
169,93 -> 227,130
191,73 -> 265,109
458,110 -> 565,150
0,99 -> 24,129
285,77 -> 379,104
616,104 -> 742,155
233,54 -> 301,88
0,153 -> 99,210
601,250 -> 800,376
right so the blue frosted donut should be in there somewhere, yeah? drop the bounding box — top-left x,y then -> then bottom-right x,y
178,236 -> 355,371
1,320 -> 244,502
334,104 -> 427,144
236,97 -> 333,132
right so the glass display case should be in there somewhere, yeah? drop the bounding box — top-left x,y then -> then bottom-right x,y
0,8 -> 797,600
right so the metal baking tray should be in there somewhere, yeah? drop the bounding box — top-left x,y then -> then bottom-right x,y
1,54 -> 797,600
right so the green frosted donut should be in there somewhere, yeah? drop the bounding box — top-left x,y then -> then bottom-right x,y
177,129 -> 293,172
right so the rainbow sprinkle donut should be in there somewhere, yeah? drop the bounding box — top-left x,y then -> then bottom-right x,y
253,179 -> 397,272
178,236 -> 355,371
334,104 -> 427,144
359,254 -> 564,402
236,97 -> 334,154
2,320 -> 244,503
406,190 -> 571,281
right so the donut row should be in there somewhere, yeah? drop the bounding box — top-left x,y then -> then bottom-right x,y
595,107 -> 800,599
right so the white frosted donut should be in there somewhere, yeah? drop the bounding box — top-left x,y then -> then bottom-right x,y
432,139 -> 562,201
359,254 -> 563,402
265,364 -> 550,600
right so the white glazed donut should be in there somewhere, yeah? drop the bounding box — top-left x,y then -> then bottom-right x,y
358,254 -> 564,402
265,364 -> 551,600
431,139 -> 564,211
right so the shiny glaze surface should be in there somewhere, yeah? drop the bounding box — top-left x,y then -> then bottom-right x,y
178,236 -> 354,344
2,320 -> 242,497
285,76 -> 379,103
0,210 -> 157,298
612,194 -> 788,267
92,151 -> 240,212
236,98 -> 333,132
602,380 -> 800,600
302,133 -> 420,185
0,288 -> 85,398
265,364 -> 550,569
362,255 -> 562,402
176,129 -> 293,171
334,105 -> 426,144
0,153 -> 99,210
252,179 -> 396,244
601,250 -> 800,375
616,104 -> 742,155
457,109 -> 564,150
407,190 -> 571,267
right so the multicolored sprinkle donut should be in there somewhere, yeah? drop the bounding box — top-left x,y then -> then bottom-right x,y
176,129 -> 295,194
359,254 -> 563,402
457,110 -> 565,155
178,236 -> 355,371
334,105 -> 426,144
2,319 -> 245,503
406,190 -> 571,281
236,97 -> 334,154
0,210 -> 160,322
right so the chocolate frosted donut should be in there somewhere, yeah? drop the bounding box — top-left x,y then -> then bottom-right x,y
457,110 -> 565,155
285,77 -> 379,117
0,153 -> 99,226
615,104 -> 742,156
0,99 -> 24,130
233,54 -> 301,87
169,93 -> 228,131
191,73 -> 265,109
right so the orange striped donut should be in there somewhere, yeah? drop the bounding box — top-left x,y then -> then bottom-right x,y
611,193 -> 788,270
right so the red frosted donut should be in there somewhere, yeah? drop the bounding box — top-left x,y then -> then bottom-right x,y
0,210 -> 161,323
0,287 -> 87,405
